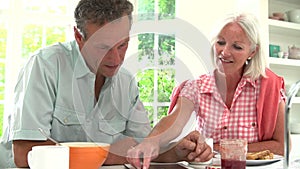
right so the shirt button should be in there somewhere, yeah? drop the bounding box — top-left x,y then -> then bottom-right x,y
64,119 -> 68,123
252,122 -> 256,127
223,126 -> 227,130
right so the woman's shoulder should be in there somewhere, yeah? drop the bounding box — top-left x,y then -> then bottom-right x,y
187,74 -> 214,84
264,68 -> 283,79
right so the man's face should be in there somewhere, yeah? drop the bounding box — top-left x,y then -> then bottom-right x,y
78,16 -> 130,77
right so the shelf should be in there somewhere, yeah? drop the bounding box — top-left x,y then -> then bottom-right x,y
269,57 -> 300,67
268,19 -> 300,37
293,97 -> 300,104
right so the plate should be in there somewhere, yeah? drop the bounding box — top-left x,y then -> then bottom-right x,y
246,154 -> 284,166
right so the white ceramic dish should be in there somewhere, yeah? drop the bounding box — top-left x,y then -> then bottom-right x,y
246,154 -> 283,166
286,9 -> 300,23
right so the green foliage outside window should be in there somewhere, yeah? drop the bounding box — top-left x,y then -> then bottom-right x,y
137,0 -> 176,127
158,0 -> 175,20
22,25 -> 43,58
0,26 -> 7,59
158,34 -> 175,65
0,62 -> 5,101
22,25 -> 66,58
46,26 -> 66,46
138,33 -> 154,65
0,24 -> 6,137
0,104 -> 3,137
137,69 -> 154,102
157,69 -> 175,102
138,0 -> 155,21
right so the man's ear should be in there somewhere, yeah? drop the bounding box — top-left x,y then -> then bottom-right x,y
74,27 -> 84,48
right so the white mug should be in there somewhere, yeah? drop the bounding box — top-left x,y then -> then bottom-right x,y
27,145 -> 69,169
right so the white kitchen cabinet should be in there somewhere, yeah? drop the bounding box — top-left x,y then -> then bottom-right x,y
268,0 -> 300,126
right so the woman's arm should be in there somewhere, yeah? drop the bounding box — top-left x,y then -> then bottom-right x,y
248,101 -> 287,155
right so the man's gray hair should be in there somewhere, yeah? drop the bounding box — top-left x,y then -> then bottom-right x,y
74,0 -> 133,39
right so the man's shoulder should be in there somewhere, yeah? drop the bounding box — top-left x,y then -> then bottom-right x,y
33,41 -> 78,60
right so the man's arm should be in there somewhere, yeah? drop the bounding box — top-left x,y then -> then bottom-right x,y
104,137 -> 138,165
13,140 -> 55,167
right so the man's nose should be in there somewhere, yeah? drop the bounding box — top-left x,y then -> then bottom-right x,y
107,47 -> 121,62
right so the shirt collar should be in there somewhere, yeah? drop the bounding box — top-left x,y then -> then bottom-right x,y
72,41 -> 93,78
199,73 -> 258,94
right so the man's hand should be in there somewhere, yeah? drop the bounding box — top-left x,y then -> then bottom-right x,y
126,138 -> 160,169
174,130 -> 213,162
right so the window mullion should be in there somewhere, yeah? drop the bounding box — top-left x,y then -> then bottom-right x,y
152,0 -> 160,125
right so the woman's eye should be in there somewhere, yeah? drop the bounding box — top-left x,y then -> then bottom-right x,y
233,44 -> 243,50
217,41 -> 225,46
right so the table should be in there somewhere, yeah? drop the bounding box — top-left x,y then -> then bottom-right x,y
99,159 -> 300,169
10,159 -> 300,169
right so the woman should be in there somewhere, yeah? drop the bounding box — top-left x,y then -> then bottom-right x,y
127,12 -> 286,169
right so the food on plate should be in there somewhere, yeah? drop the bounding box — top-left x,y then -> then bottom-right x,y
246,150 -> 274,160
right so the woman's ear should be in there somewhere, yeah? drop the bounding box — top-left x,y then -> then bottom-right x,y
74,27 -> 84,49
250,44 -> 259,58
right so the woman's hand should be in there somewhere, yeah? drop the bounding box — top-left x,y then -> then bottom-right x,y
126,138 -> 160,169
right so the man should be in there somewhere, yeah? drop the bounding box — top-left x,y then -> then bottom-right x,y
0,0 -> 213,168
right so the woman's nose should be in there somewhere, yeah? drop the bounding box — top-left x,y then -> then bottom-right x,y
221,45 -> 231,57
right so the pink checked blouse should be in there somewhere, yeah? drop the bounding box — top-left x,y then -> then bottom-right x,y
179,73 -> 285,143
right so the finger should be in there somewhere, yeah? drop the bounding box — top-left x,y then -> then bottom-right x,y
186,131 -> 201,142
127,147 -> 142,169
142,148 -> 158,169
142,156 -> 151,169
177,138 -> 197,151
194,144 -> 214,162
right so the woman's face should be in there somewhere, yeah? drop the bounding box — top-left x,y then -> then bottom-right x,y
214,22 -> 257,75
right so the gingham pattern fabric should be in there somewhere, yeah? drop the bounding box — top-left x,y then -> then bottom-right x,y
179,73 -> 285,143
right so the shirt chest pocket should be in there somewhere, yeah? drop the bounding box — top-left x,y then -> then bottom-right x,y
51,110 -> 86,142
53,110 -> 81,125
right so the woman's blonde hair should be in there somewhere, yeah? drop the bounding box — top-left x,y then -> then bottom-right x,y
210,12 -> 267,80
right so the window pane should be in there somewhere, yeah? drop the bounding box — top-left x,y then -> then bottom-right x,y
23,0 -> 67,15
138,33 -> 154,66
157,69 -> 175,102
158,0 -> 175,20
22,24 -> 43,58
138,0 -> 155,21
145,106 -> 154,127
0,23 -> 7,59
158,106 -> 168,120
137,69 -> 154,102
158,34 -> 175,65
46,26 -> 66,45
0,104 -> 3,136
0,62 -> 5,100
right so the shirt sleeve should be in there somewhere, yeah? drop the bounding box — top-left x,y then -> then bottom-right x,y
125,78 -> 151,143
178,80 -> 201,113
10,51 -> 57,141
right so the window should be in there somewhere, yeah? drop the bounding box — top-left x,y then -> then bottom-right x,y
135,0 -> 176,126
0,0 -> 178,136
0,0 -> 78,137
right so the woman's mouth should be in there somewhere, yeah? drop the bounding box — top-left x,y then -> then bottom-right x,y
219,57 -> 233,63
